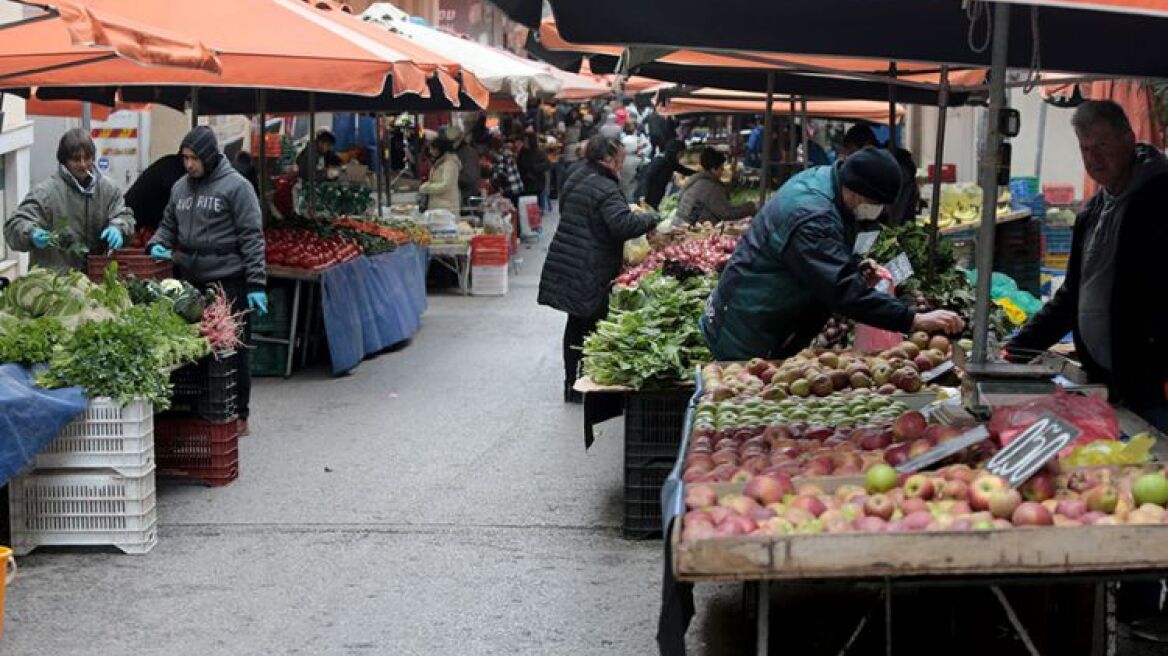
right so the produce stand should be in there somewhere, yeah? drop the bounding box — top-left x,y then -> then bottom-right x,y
428,242 -> 472,296
263,245 -> 429,377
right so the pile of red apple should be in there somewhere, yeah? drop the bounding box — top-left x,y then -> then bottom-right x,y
681,466 -> 1168,542
683,410 -> 994,483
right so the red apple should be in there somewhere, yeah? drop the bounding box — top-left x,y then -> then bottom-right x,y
947,501 -> 972,515
1021,472 -> 1055,502
719,494 -> 759,517
903,474 -> 935,501
903,510 -> 934,531
940,464 -> 976,484
908,439 -> 933,459
682,521 -> 718,542
1084,484 -> 1119,514
744,475 -> 792,506
939,479 -> 970,502
730,469 -> 754,484
709,463 -> 738,482
992,518 -> 1014,529
883,443 -> 911,467
685,484 -> 718,510
1081,511 -> 1109,525
748,506 -> 777,523
790,494 -> 827,518
707,506 -> 733,525
892,411 -> 927,442
970,474 -> 1008,511
864,493 -> 896,520
684,510 -> 712,525
988,488 -> 1022,520
860,431 -> 893,451
855,516 -> 888,532
783,507 -> 816,526
684,454 -> 715,472
1012,501 -> 1054,526
899,497 -> 929,516
711,448 -> 739,466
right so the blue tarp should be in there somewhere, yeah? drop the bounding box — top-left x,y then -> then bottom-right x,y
0,364 -> 87,486
320,245 -> 429,375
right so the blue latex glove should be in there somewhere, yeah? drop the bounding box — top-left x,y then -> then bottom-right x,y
30,228 -> 50,249
149,244 -> 172,261
100,226 -> 124,250
247,291 -> 269,316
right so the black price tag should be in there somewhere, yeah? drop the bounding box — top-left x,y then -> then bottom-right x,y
985,412 -> 1081,487
895,425 -> 990,474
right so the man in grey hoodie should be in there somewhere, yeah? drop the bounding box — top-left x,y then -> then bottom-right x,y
148,126 -> 267,433
5,128 -> 134,271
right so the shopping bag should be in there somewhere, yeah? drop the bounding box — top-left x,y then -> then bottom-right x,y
853,264 -> 903,353
518,194 -> 542,238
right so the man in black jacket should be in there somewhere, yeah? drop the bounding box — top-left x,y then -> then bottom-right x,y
1007,101 -> 1168,432
125,153 -> 186,230
539,134 -> 658,402
637,140 -> 696,209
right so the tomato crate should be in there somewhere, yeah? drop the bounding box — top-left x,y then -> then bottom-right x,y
155,413 -> 240,486
623,461 -> 675,540
624,389 -> 696,466
87,250 -> 173,282
8,468 -> 158,555
169,352 -> 239,422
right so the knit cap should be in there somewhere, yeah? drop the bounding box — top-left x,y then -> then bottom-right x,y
839,146 -> 902,204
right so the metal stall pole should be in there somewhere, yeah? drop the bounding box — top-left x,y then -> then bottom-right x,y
926,66 -> 952,282
375,114 -> 385,217
1034,98 -> 1048,179
887,63 -> 898,151
759,71 -> 775,199
257,90 -> 268,225
788,97 -> 797,180
799,97 -> 809,169
81,102 -> 92,131
307,92 -> 316,218
191,87 -> 200,128
755,580 -> 770,656
972,5 -> 1012,364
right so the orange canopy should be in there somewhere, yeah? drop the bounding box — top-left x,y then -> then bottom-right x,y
987,0 -> 1168,17
24,96 -> 150,119
0,1 -> 221,83
2,0 -> 488,107
660,90 -> 906,124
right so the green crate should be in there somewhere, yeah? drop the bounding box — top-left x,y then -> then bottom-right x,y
250,340 -> 289,377
251,286 -> 291,338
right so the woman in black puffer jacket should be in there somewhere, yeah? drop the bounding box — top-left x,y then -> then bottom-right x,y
538,135 -> 658,402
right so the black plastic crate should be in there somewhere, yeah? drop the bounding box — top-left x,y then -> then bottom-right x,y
251,285 -> 291,338
623,389 -> 694,466
169,352 -> 239,422
623,460 -> 675,539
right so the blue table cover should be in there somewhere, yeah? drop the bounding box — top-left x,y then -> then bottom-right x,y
0,364 -> 87,486
320,245 -> 429,375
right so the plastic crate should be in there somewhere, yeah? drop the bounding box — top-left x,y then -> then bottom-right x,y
8,468 -> 157,555
624,389 -> 694,466
622,461 -> 675,539
86,250 -> 173,283
1043,183 -> 1076,205
252,286 -> 291,337
1042,225 -> 1073,255
155,414 -> 240,487
471,265 -> 508,296
250,340 -> 289,377
1044,253 -> 1070,271
169,352 -> 239,422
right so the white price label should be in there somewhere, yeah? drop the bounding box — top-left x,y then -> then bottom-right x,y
885,252 -> 914,285
853,230 -> 879,255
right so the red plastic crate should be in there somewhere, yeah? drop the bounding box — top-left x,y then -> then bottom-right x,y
155,414 -> 240,487
1043,183 -> 1075,205
472,235 -> 510,266
928,163 -> 957,183
87,250 -> 173,282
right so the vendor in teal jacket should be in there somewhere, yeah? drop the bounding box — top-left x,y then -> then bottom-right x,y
701,147 -> 964,360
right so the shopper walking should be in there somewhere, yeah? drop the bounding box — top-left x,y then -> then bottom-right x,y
5,128 -> 135,271
538,135 -> 658,403
147,126 -> 266,435
619,121 -> 649,199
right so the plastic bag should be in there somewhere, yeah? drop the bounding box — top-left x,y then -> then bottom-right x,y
989,389 -> 1120,455
623,236 -> 651,265
853,264 -> 903,353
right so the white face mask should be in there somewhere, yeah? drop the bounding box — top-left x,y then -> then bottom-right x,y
854,203 -> 885,221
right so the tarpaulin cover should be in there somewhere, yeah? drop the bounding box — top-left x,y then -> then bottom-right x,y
320,245 -> 428,375
0,364 -> 87,486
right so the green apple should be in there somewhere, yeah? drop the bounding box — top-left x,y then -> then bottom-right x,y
865,463 -> 898,494
1132,473 -> 1168,507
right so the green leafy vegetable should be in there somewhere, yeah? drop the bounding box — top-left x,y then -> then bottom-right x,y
0,316 -> 68,364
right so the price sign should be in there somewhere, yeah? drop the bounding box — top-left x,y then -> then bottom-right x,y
895,425 -> 990,474
885,252 -> 914,285
985,412 -> 1081,487
853,230 -> 879,255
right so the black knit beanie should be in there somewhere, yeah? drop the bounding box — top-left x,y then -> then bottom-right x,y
839,146 -> 902,204
181,125 -> 222,171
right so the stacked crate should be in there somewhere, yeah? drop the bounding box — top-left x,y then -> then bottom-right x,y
9,399 -> 157,555
159,352 -> 242,486
622,389 -> 697,539
1041,223 -> 1073,301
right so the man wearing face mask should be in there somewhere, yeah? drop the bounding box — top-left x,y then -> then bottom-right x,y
701,146 -> 963,361
5,128 -> 135,271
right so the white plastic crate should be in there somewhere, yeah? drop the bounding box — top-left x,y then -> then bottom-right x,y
471,265 -> 508,296
8,468 -> 158,555
37,398 -> 154,475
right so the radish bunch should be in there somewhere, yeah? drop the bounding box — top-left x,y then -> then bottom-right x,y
615,236 -> 738,288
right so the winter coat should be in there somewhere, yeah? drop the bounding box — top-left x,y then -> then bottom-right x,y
701,164 -> 915,360
538,161 -> 657,318
149,157 -> 266,289
638,152 -> 696,209
886,147 -> 921,226
675,171 -> 755,224
1008,145 -> 1168,413
456,142 -> 482,201
517,145 -> 552,196
419,153 -> 462,213
5,166 -> 135,272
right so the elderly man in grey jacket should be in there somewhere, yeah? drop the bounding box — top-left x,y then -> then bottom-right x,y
148,126 -> 267,433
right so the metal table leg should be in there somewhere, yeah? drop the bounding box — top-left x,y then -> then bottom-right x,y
284,279 -> 301,379
1092,582 -> 1117,656
757,580 -> 769,656
885,578 -> 893,656
300,281 -> 314,368
991,585 -> 1041,656
460,254 -> 471,295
